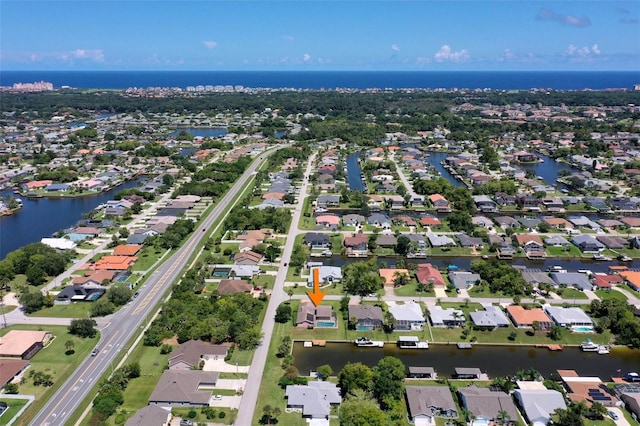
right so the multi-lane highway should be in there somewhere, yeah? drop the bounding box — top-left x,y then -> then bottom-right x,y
30,152 -> 271,426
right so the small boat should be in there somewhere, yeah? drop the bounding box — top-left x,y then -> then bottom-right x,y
624,372 -> 640,382
548,266 -> 566,273
457,342 -> 472,349
354,337 -> 384,347
580,339 -> 599,352
593,254 -> 612,261
617,254 -> 632,262
597,345 -> 610,355
397,336 -> 429,349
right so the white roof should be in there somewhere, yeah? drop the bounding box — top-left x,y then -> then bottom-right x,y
41,237 -> 77,250
389,302 -> 425,322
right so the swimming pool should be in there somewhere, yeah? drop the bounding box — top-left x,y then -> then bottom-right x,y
316,321 -> 336,328
572,326 -> 594,333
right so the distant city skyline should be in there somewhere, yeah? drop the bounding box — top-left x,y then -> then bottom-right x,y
1,1 -> 639,71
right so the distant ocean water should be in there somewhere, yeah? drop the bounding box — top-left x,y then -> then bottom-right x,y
1,70 -> 639,91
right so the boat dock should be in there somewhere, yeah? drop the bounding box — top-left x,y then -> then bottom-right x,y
457,342 -> 472,349
398,336 -> 429,349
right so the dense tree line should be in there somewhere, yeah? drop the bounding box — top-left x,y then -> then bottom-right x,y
143,291 -> 264,349
413,177 -> 475,212
589,299 -> 640,348
176,156 -> 251,197
224,206 -> 291,234
470,259 -> 532,296
1,242 -> 74,286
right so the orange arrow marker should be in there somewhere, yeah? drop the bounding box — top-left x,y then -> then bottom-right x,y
307,267 -> 326,307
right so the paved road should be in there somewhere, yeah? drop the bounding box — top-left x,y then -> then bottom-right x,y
234,151 -> 317,426
29,152 -> 272,426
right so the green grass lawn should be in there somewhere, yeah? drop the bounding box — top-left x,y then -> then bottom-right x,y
253,321 -> 308,426
596,289 -> 628,301
546,245 -> 583,257
0,397 -> 30,424
1,325 -> 99,425
251,274 -> 275,289
7,274 -> 27,290
29,302 -> 92,318
172,407 -> 237,425
555,287 -> 588,300
130,247 -> 166,271
394,282 -> 436,298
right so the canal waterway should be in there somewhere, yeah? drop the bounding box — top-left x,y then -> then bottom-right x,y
293,342 -> 640,380
314,254 -> 640,273
346,152 -> 365,192
520,153 -> 577,187
0,180 -> 141,259
424,152 -> 464,187
169,128 -> 227,138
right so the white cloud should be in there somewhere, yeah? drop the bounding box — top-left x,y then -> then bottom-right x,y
303,53 -> 311,62
416,56 -> 432,64
566,43 -> 601,58
434,45 -> 470,62
203,41 -> 218,49
391,44 -> 400,52
56,49 -> 105,62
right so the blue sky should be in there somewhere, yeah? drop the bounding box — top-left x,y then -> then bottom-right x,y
1,1 -> 639,71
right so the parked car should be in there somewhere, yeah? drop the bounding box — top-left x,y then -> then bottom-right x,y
609,410 -> 619,420
180,420 -> 193,426
91,348 -> 99,357
213,394 -> 222,401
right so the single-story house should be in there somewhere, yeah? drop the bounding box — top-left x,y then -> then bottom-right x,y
428,306 -> 465,328
596,236 -> 627,250
513,389 -> 566,426
296,302 -> 336,328
55,284 -> 106,302
307,266 -> 342,287
544,306 -> 594,328
473,195 -> 498,213
168,340 -> 228,370
285,381 -> 342,419
367,213 -> 391,229
376,234 -> 398,248
469,305 -> 510,329
149,370 -> 219,407
316,215 -> 340,229
505,305 -> 553,331
233,250 -> 263,265
550,272 -> 594,291
125,405 -> 171,426
348,305 -> 384,330
448,271 -> 480,290
41,237 -> 77,251
458,386 -> 519,425
427,232 -> 456,248
620,270 -> 640,291
388,302 -> 426,331
0,359 -> 30,390
544,236 -> 570,247
304,233 -> 331,249
0,330 -> 52,359
93,255 -> 137,271
342,214 -> 365,227
572,235 -> 605,253
217,279 -> 253,295
458,234 -> 483,249
416,263 -> 446,288
406,386 -> 458,424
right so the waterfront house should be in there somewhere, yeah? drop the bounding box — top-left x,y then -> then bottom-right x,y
296,302 -> 336,328
428,194 -> 450,212
471,215 -> 494,228
448,271 -> 480,290
379,268 -> 410,286
315,215 -> 340,229
518,217 -> 542,230
571,235 -> 605,253
516,267 -> 556,288
427,232 -> 456,248
342,214 -> 365,227
428,306 -> 465,328
420,216 -> 442,227
469,305 -> 510,329
592,274 -> 621,290
149,370 -> 219,407
44,183 -> 70,192
415,263 -> 446,288
388,302 -> 425,331
407,234 -> 427,249
304,233 -> 331,250
367,213 -> 391,229
596,235 -> 627,249
408,367 -> 437,379
168,340 -> 228,370
544,236 -> 570,247
457,233 -> 483,249
543,217 -> 572,230
517,194 -> 541,209
285,381 -> 341,420
621,217 -> 640,228
405,386 -> 458,424
494,192 -> 516,207
393,215 -> 417,227
316,194 -> 340,208
513,389 -> 566,426
348,305 -> 384,330
544,306 -> 594,328
307,266 -> 342,287
458,386 -> 519,425
506,305 -> 553,331
376,234 -> 397,248
343,233 -> 368,256
473,195 -> 498,213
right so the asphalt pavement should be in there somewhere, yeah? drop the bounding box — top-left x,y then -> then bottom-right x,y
28,151 -> 272,426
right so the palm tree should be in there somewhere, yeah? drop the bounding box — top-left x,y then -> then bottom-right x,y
497,409 -> 510,425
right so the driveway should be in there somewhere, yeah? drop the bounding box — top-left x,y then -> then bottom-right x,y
608,407 -> 630,426
214,379 -> 246,392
